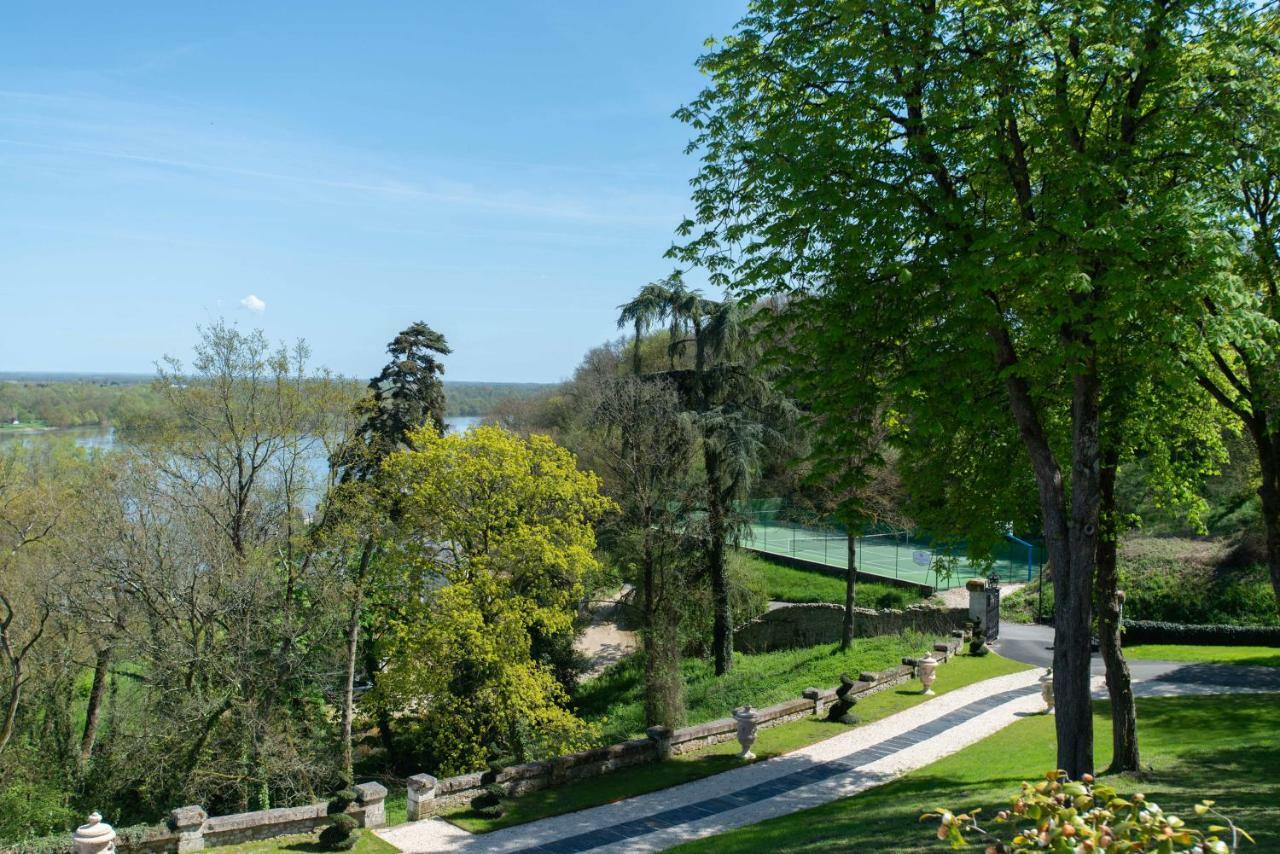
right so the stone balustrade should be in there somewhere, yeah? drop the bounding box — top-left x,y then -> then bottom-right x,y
61,782 -> 388,853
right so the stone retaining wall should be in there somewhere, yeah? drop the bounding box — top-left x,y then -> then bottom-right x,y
405,635 -> 966,819
734,603 -> 970,653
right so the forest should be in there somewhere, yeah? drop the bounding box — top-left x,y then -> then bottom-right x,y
0,374 -> 549,430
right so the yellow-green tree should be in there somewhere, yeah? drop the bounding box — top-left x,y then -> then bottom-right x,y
379,425 -> 614,774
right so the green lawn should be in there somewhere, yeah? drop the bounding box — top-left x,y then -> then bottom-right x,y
443,652 -> 1030,833
215,827 -> 397,854
1124,643 -> 1280,667
576,632 -> 938,745
673,692 -> 1280,852
740,552 -> 924,609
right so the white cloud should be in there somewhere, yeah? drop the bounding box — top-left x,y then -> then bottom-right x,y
240,294 -> 266,313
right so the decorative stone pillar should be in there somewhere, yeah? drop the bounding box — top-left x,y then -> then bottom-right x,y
802,686 -> 824,718
1040,669 -> 1055,714
732,706 -> 761,760
918,653 -> 939,696
645,725 -> 674,761
73,812 -> 116,854
406,774 -> 438,821
169,805 -> 206,852
354,781 -> 388,828
966,577 -> 987,629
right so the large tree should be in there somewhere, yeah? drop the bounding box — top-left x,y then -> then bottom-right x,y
674,0 -> 1264,777
1193,16 -> 1280,614
618,281 -> 785,675
327,321 -> 451,779
378,425 -> 614,773
585,375 -> 697,728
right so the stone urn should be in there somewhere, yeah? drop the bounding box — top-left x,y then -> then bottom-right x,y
1040,669 -> 1054,714
73,812 -> 115,854
733,706 -> 761,760
918,653 -> 939,696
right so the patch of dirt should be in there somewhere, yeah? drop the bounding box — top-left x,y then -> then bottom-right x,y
575,585 -> 639,678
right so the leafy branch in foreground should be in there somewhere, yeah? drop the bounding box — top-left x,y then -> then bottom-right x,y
924,771 -> 1253,853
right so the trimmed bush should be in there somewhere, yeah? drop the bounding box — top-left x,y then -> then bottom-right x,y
1122,620 -> 1280,647
318,812 -> 359,851
327,787 -> 358,815
470,783 -> 507,819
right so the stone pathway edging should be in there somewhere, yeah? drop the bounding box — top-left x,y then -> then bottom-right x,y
375,668 -> 1044,853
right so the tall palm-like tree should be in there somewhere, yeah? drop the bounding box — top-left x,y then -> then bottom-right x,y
619,281 -> 787,675
617,279 -> 677,375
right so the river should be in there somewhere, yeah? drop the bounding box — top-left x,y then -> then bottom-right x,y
0,416 -> 484,452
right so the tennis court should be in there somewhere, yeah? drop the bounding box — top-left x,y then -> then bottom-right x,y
740,518 -> 1038,591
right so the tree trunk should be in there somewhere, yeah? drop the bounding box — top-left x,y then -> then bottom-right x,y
1055,367 -> 1101,780
340,540 -> 375,783
79,644 -> 113,767
1096,457 -> 1139,773
706,448 -> 732,675
993,326 -> 1097,779
1254,429 -> 1280,616
841,532 -> 857,651
0,675 -> 20,756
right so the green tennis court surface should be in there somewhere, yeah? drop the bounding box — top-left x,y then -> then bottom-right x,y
741,520 -> 1035,591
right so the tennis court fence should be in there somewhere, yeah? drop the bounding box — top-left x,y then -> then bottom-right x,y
738,502 -> 1044,592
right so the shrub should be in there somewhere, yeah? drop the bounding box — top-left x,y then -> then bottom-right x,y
469,783 -> 507,819
327,787 -> 358,815
1122,620 -> 1280,647
925,771 -> 1252,853
0,781 -> 79,844
679,552 -> 770,655
317,812 -> 359,851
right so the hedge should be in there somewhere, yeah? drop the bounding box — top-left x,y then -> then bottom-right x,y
1122,620 -> 1280,647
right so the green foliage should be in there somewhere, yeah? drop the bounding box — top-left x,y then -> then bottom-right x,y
0,781 -> 78,843
1122,621 -> 1280,647
469,783 -> 508,819
327,788 -> 358,815
677,551 -> 769,657
377,425 -> 614,775
575,633 -> 931,745
318,813 -> 359,851
926,771 -> 1251,853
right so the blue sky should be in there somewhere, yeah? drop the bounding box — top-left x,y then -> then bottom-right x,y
0,1 -> 745,382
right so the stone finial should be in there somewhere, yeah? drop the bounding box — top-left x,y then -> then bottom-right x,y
354,782 -> 388,828
406,774 -> 438,821
73,812 -> 116,854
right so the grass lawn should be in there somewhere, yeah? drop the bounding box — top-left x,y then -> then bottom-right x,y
672,692 -> 1280,852
739,551 -> 924,609
443,652 -> 1030,834
576,632 -> 939,745
215,827 -> 397,854
1124,643 -> 1280,667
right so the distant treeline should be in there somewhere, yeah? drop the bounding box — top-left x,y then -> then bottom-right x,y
0,375 -> 551,428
